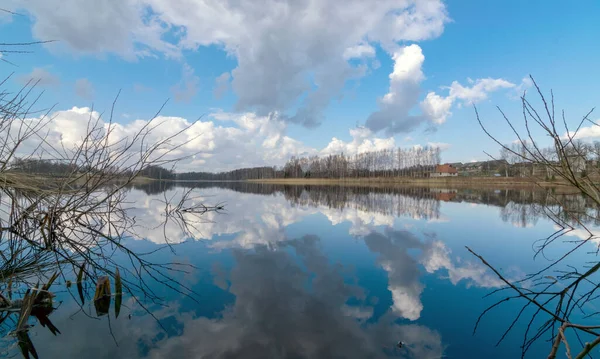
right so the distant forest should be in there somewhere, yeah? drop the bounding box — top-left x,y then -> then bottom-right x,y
177,146 -> 441,180
9,158 -> 175,180
11,146 -> 442,181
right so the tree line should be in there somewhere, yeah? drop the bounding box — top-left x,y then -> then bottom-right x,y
172,146 -> 442,181
9,158 -> 179,181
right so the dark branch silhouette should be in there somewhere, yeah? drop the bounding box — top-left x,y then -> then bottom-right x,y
473,76 -> 600,358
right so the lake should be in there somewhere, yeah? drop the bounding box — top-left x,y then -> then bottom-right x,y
6,182 -> 600,358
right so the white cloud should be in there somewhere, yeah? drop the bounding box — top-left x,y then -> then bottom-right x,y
9,0 -> 449,127
14,106 -> 322,172
74,78 -> 94,100
365,44 -> 426,134
420,77 -> 516,125
564,123 -> 600,140
320,126 -> 396,157
448,78 -> 515,104
363,46 -> 515,135
170,63 -> 200,103
513,76 -> 533,97
10,103 -> 452,174
420,92 -> 453,125
17,67 -> 60,86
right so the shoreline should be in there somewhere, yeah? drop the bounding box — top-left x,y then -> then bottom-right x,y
243,176 -> 567,188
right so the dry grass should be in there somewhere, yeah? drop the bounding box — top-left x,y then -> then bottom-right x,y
246,176 -> 569,188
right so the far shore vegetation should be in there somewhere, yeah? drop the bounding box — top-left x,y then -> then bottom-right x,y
11,140 -> 599,189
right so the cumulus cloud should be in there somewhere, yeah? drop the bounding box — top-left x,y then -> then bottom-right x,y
12,106 -> 221,168
365,44 -> 427,135
13,104 -> 431,174
74,78 -> 94,100
170,63 -> 200,103
564,123 -> 600,140
363,46 -> 516,135
447,78 -> 515,104
420,92 -> 453,125
9,0 -> 449,127
421,77 -> 517,125
17,67 -> 60,87
320,126 -> 396,156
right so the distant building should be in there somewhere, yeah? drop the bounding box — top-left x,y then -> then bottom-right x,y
431,164 -> 458,177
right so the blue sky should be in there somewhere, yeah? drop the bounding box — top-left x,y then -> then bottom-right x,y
2,0 -> 600,171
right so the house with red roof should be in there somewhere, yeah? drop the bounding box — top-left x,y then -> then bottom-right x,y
430,163 -> 458,177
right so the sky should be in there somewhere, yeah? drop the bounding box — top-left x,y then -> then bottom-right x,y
2,0 -> 600,172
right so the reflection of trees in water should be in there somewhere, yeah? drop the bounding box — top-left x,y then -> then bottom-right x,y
133,182 -> 600,227
497,190 -> 600,228
134,182 -> 443,220
499,202 -> 543,228
130,180 -> 177,195
284,186 -> 441,220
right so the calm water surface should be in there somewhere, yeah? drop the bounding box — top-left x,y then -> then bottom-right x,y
13,183 -> 600,358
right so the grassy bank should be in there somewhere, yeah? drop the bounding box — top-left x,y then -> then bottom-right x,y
246,176 -> 569,188
130,176 -> 156,184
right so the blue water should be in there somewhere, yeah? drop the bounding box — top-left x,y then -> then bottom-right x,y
9,184 -> 600,358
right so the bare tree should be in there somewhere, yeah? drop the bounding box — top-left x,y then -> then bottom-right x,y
0,78 -> 221,357
472,76 -> 600,358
